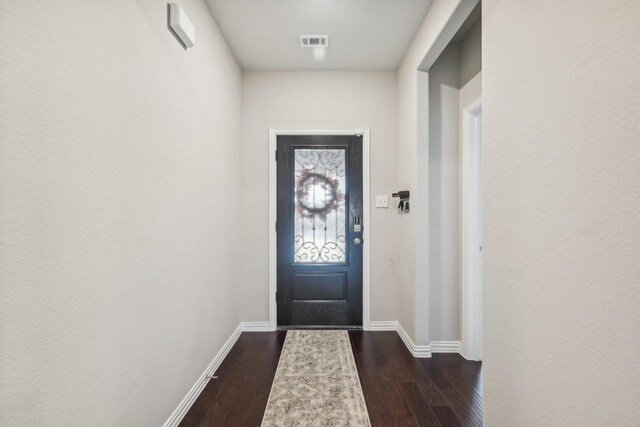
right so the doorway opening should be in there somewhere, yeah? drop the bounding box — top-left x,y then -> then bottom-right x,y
423,1 -> 482,359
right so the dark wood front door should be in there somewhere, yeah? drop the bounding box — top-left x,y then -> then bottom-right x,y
276,135 -> 363,327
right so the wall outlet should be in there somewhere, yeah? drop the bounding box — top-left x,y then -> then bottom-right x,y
375,195 -> 389,208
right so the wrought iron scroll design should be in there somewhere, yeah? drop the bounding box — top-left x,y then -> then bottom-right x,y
294,149 -> 346,263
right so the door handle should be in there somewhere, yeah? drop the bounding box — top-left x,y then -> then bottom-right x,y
354,238 -> 362,246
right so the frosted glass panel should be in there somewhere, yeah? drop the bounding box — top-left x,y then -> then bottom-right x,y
294,149 -> 346,263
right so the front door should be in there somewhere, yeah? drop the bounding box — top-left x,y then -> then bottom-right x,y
276,135 -> 363,327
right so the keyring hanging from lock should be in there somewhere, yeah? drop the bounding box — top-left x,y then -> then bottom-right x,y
392,191 -> 410,213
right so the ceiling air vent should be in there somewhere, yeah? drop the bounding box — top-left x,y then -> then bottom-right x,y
300,35 -> 329,48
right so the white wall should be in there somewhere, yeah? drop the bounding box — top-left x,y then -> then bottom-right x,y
0,1 -> 243,425
241,71 -> 399,324
483,0 -> 640,424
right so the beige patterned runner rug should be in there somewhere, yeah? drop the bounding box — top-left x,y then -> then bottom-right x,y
261,330 -> 371,426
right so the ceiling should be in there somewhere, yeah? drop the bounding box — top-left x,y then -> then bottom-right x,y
205,0 -> 433,70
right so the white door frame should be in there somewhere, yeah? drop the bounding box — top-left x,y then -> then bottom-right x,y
268,129 -> 371,331
461,98 -> 483,360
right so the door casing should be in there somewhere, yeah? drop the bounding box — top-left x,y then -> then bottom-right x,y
268,129 -> 371,331
461,98 -> 483,360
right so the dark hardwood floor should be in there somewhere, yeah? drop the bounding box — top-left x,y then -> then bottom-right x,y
350,331 -> 482,427
180,331 -> 482,427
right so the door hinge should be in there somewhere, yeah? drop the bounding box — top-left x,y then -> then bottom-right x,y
275,291 -> 278,301
275,220 -> 277,232
275,150 -> 278,161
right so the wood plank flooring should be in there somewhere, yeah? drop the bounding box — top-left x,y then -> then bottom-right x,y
180,331 -> 482,426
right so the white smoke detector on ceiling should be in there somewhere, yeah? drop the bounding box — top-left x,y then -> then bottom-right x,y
300,35 -> 328,61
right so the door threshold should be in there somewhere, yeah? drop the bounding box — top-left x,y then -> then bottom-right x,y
277,325 -> 363,331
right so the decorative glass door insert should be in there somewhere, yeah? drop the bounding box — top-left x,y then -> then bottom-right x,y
294,149 -> 346,263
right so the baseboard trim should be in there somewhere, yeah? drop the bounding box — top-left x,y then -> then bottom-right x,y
370,321 -> 431,357
163,323 -> 243,427
397,322 -> 432,358
163,321 -> 275,426
430,340 -> 462,354
369,321 -> 463,357
241,321 -> 272,332
368,320 -> 399,331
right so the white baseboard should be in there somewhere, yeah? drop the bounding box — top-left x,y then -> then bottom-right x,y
396,322 -> 432,358
241,321 -> 272,332
163,321 -> 275,426
163,323 -> 243,427
430,340 -> 462,354
369,321 -> 431,357
368,320 -> 399,331
369,321 -> 463,357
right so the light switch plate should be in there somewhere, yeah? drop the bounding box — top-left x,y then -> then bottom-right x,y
376,195 -> 389,208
